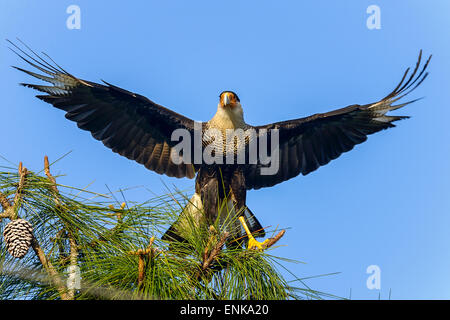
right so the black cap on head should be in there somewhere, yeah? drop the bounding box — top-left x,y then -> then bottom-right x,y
219,91 -> 240,102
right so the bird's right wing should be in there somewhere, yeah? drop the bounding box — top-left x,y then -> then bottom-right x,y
10,40 -> 199,179
245,51 -> 431,190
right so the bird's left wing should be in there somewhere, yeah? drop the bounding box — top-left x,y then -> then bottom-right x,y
245,51 -> 431,190
10,41 -> 198,179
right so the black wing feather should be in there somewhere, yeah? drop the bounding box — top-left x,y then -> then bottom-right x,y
246,51 -> 431,190
10,41 -> 197,179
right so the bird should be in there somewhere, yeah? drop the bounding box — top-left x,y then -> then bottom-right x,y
9,39 -> 431,249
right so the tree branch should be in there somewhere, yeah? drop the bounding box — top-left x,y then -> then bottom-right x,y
44,156 -> 61,206
129,236 -> 156,287
194,230 -> 230,281
44,156 -> 78,299
11,164 -> 27,220
0,192 -> 13,221
0,160 -> 71,299
261,229 -> 286,250
31,237 -> 70,300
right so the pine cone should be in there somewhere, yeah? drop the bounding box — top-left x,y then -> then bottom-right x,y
3,219 -> 34,258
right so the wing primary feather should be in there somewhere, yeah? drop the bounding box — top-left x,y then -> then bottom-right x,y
17,38 -> 63,72
388,97 -> 424,112
9,47 -> 56,77
392,72 -> 429,103
8,39 -> 60,74
385,52 -> 431,101
15,38 -> 60,72
400,54 -> 432,94
395,50 -> 422,95
16,38 -> 69,76
384,67 -> 410,100
40,51 -> 71,75
12,66 -> 55,84
20,83 -> 68,95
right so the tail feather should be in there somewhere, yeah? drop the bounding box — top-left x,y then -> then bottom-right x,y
162,224 -> 186,242
242,207 -> 265,238
161,193 -> 203,242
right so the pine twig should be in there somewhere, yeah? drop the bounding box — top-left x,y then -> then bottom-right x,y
0,163 -> 27,221
0,192 -> 11,210
202,231 -> 228,271
11,163 -> 27,220
51,229 -> 69,266
108,202 -> 125,234
44,155 -> 61,206
0,192 -> 13,221
195,230 -> 229,280
129,236 -> 157,287
30,237 -> 71,300
261,229 -> 286,250
44,156 -> 78,299
88,202 -> 126,247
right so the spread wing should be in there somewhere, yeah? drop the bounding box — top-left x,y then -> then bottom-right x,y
10,40 -> 197,179
245,51 -> 431,190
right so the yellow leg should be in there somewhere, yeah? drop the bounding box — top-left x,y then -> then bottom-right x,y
238,216 -> 269,250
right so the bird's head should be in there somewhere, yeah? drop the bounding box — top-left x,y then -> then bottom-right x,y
219,91 -> 241,109
212,90 -> 245,128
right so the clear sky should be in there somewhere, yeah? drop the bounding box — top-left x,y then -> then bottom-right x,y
1,1 -> 449,299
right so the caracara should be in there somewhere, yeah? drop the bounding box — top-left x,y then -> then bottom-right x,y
10,40 -> 431,249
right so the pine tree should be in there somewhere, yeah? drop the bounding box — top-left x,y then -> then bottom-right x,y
0,156 -> 336,300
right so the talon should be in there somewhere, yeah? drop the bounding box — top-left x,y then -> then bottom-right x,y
248,237 -> 269,250
238,216 -> 268,250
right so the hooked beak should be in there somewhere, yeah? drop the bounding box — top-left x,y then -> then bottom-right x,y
222,92 -> 231,107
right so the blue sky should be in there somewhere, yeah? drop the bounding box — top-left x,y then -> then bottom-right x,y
1,1 -> 449,299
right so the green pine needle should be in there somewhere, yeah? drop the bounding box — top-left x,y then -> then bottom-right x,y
0,162 -> 339,300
